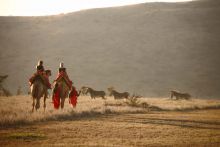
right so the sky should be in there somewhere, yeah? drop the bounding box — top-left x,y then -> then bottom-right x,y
0,0 -> 195,16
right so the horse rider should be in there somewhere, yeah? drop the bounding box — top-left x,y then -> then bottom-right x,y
29,60 -> 51,89
54,62 -> 72,89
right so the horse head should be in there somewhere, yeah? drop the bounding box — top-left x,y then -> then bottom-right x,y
45,70 -> 52,76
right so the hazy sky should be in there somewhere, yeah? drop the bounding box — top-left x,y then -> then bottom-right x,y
0,0 -> 195,16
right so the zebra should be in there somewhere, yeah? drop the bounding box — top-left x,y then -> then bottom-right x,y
78,86 -> 88,96
85,87 -> 106,99
170,90 -> 191,100
109,89 -> 130,99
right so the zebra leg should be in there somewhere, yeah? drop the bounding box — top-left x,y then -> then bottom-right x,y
170,93 -> 173,99
175,96 -> 179,100
91,95 -> 94,99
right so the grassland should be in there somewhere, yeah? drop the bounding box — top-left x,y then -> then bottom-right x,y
0,95 -> 220,146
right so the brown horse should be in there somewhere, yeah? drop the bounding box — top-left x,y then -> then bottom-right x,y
53,78 -> 70,109
30,70 -> 51,112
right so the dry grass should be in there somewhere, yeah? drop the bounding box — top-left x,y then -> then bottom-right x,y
0,95 -> 220,127
0,95 -> 220,146
0,95 -> 144,127
142,97 -> 220,111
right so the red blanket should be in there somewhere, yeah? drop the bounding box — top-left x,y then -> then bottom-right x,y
55,72 -> 72,89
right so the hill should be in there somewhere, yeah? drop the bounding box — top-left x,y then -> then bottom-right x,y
0,0 -> 220,97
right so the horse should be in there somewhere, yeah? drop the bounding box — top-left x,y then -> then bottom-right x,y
84,87 -> 106,99
52,78 -> 70,109
30,70 -> 51,112
170,90 -> 191,100
108,89 -> 130,99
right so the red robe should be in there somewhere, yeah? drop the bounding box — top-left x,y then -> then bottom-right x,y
52,87 -> 61,109
69,87 -> 78,107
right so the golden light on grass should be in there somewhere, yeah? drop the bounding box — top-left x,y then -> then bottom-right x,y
0,95 -> 220,127
0,95 -> 220,146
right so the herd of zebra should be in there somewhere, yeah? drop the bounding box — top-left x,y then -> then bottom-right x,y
78,86 -> 134,100
78,87 -> 191,100
0,75 -> 191,101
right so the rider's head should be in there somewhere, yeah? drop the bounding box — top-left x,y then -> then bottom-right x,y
38,60 -> 43,66
60,62 -> 64,68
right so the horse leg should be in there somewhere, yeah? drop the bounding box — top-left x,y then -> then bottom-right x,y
61,98 -> 65,109
43,94 -> 47,112
43,91 -> 48,112
32,98 -> 35,112
35,98 -> 40,110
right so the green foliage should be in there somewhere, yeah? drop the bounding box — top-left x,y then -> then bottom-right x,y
6,132 -> 46,140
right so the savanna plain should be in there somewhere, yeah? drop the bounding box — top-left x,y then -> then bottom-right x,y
0,95 -> 220,146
